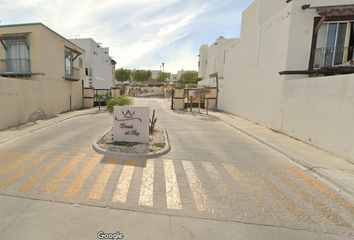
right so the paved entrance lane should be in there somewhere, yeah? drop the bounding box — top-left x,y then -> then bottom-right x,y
0,98 -> 354,238
134,98 -> 294,166
0,112 -> 112,155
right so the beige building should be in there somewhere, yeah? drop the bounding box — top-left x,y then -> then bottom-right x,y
0,22 -> 86,130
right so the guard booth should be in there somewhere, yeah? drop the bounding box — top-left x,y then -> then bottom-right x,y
171,87 -> 217,110
83,87 -> 121,108
94,89 -> 111,106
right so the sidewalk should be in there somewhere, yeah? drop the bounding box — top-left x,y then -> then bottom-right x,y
0,107 -> 107,146
206,110 -> 354,199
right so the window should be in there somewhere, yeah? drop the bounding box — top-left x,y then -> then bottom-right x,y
65,50 -> 73,77
63,46 -> 83,80
85,67 -> 92,77
79,57 -> 83,68
313,21 -> 354,69
6,40 -> 30,72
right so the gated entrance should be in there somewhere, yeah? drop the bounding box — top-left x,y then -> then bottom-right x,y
94,89 -> 111,106
171,87 -> 218,110
183,89 -> 205,109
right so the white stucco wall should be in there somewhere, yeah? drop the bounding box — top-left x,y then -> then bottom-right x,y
70,38 -> 113,89
198,37 -> 237,109
223,0 -> 290,129
221,0 -> 354,161
198,45 -> 208,79
282,74 -> 354,162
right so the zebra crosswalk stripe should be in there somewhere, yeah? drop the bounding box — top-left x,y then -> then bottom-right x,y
289,167 -> 354,216
0,151 -> 39,177
246,166 -> 315,224
223,163 -> 278,219
112,159 -> 136,203
18,152 -> 70,192
88,157 -> 119,200
0,151 -> 54,189
269,166 -> 351,228
41,153 -> 86,195
164,159 -> 182,210
0,150 -> 26,166
64,154 -> 103,198
0,149 -> 13,158
139,159 -> 154,207
182,161 -> 214,213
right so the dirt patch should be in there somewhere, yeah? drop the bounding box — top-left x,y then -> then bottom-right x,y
97,126 -> 166,154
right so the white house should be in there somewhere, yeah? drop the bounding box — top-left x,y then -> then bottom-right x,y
70,38 -> 115,89
170,73 -> 178,82
198,36 -> 237,109
151,70 -> 160,81
199,0 -> 354,163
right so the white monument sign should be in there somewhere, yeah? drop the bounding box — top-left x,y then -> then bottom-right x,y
113,106 -> 150,143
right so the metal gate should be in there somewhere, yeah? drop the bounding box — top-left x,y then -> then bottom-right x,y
184,89 -> 205,109
94,89 -> 111,107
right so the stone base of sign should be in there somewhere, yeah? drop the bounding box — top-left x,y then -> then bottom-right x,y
91,125 -> 171,158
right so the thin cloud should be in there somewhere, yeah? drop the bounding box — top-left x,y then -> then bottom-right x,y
0,0 -> 253,73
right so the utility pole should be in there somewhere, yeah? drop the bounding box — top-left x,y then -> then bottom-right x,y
162,63 -> 165,99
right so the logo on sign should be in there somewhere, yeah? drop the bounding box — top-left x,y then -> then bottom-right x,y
115,110 -> 142,122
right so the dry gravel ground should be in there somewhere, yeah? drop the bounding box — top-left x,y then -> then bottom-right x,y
97,125 -> 166,154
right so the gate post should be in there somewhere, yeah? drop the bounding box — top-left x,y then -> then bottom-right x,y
190,96 -> 193,112
171,88 -> 174,110
111,87 -> 121,98
84,87 -> 94,108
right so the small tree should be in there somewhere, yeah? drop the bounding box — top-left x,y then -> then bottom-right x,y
177,72 -> 198,84
195,87 -> 211,113
106,95 -> 133,115
154,71 -> 171,83
131,70 -> 152,83
115,68 -> 131,84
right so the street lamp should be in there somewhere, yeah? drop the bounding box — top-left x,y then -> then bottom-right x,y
162,63 -> 165,99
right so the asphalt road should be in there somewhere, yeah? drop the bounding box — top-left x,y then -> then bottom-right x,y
0,98 -> 353,240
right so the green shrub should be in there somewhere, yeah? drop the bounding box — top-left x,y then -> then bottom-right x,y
153,143 -> 165,148
107,95 -> 133,115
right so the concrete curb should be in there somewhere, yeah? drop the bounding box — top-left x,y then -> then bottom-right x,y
219,117 -> 354,197
0,110 -> 107,146
91,127 -> 171,158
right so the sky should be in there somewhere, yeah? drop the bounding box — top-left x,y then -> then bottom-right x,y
0,0 -> 254,74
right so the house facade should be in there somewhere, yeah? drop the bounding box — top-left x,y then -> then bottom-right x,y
151,70 -> 160,81
170,73 -> 178,82
0,23 -> 85,130
69,38 -> 114,89
199,0 -> 354,162
198,36 -> 237,109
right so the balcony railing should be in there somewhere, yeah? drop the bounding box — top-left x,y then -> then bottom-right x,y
0,58 -> 31,73
314,47 -> 354,69
65,67 -> 80,80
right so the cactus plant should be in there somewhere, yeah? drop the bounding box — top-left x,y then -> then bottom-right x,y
149,109 -> 157,134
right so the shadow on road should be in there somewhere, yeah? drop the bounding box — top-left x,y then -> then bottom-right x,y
172,109 -> 220,122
